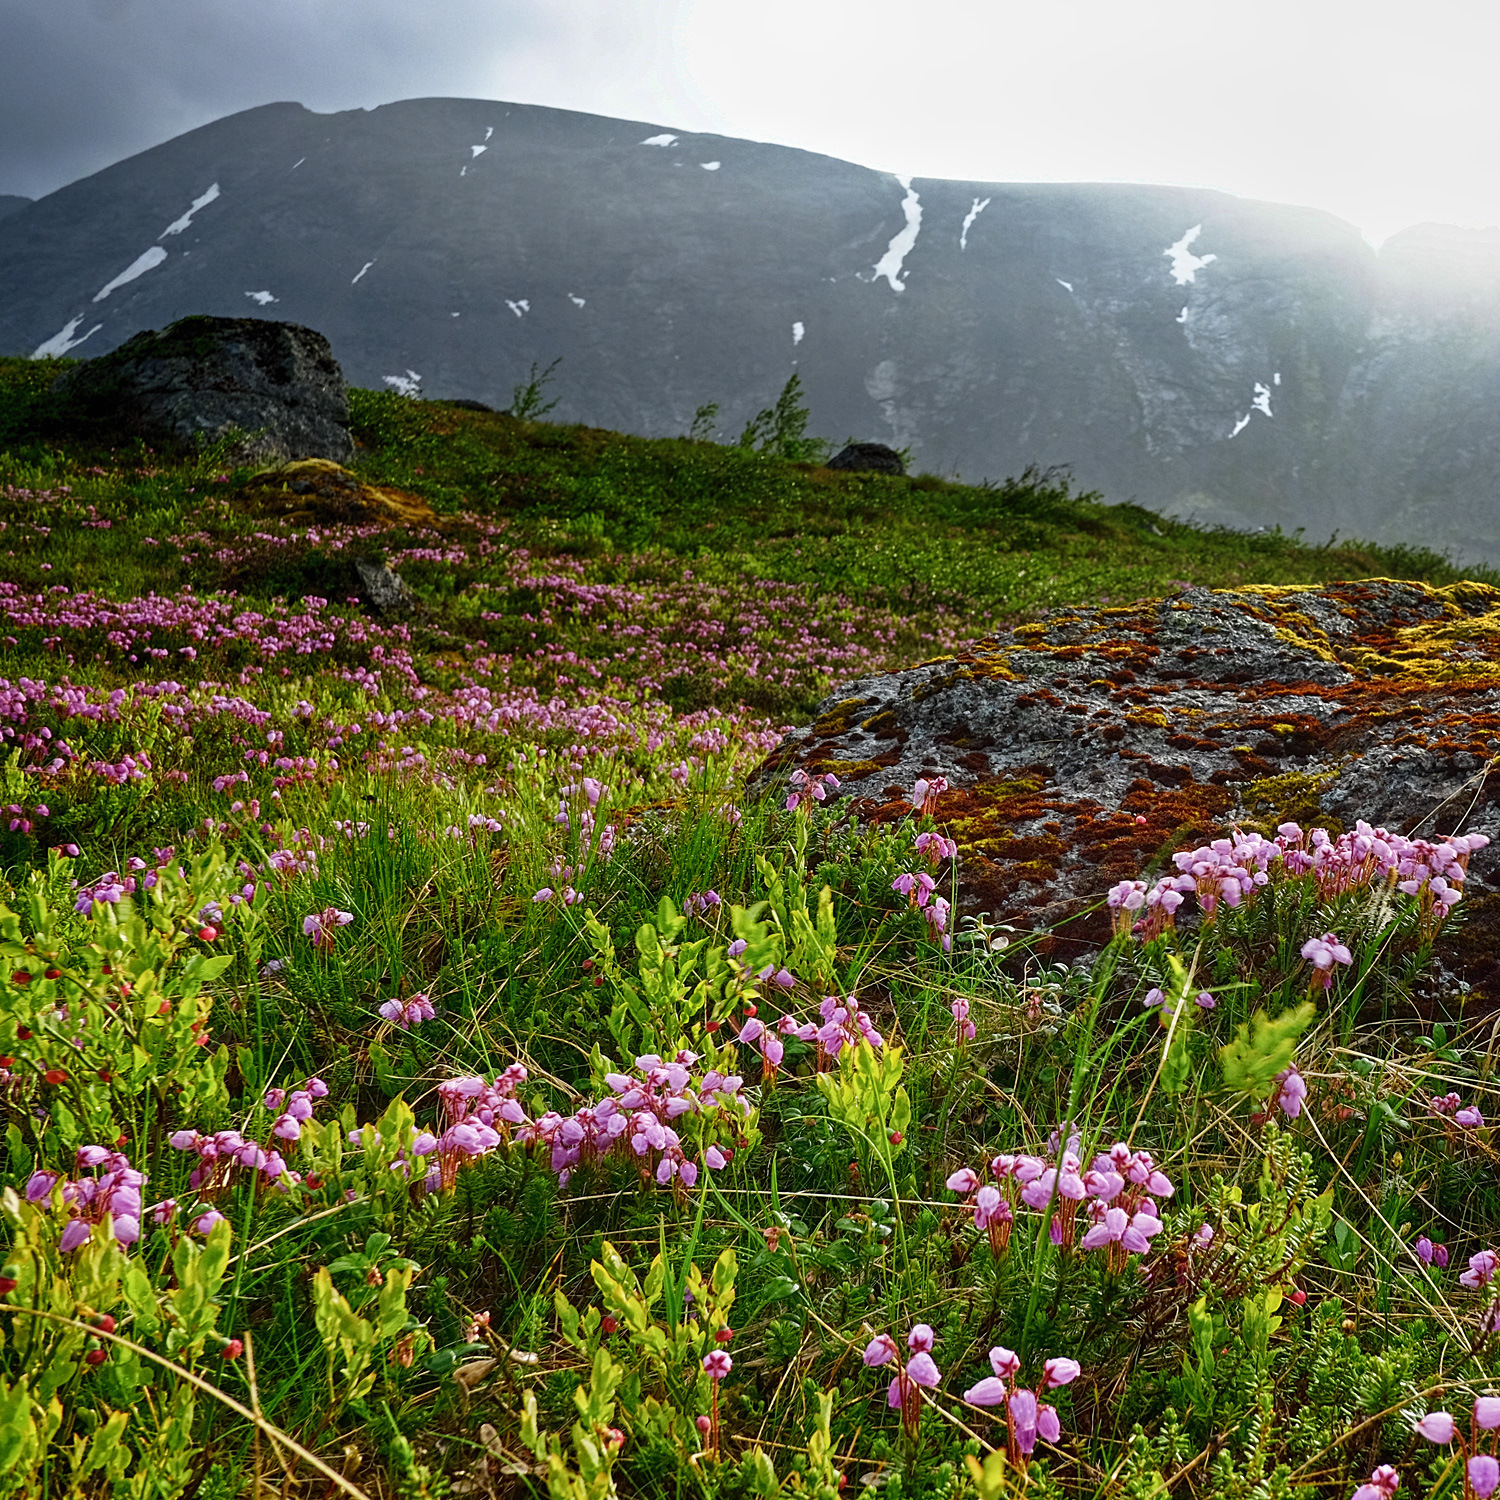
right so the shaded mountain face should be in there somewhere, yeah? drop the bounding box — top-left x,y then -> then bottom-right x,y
2,98 -> 1499,559
0,196 -> 31,223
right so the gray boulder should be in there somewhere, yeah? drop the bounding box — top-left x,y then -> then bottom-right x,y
826,442 -> 905,476
54,315 -> 352,463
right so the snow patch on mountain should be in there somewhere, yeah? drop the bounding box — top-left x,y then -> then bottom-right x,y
93,246 -> 167,302
470,145 -> 487,159
568,294 -> 586,307
245,291 -> 278,305
1229,377 -> 1278,437
792,321 -> 804,344
33,315 -> 103,358
506,299 -> 530,317
352,261 -> 375,284
160,183 -> 220,238
1165,225 -> 1217,286
383,370 -> 421,396
872,177 -> 922,292
1056,279 -> 1073,292
960,196 -> 990,250
700,161 -> 721,171
641,134 -> 677,147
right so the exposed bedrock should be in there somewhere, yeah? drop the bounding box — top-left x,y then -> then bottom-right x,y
763,579 -> 1500,955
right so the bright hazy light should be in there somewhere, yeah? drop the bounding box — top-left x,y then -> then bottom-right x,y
478,0 -> 1500,247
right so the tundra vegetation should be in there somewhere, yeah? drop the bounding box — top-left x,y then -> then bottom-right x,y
0,354 -> 1498,1499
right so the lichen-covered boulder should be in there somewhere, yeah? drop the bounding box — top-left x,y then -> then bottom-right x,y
53,315 -> 352,464
765,579 -> 1500,942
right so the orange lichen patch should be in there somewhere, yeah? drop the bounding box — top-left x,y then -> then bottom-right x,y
237,459 -> 440,528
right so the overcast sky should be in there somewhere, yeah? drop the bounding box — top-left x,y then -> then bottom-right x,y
2,0 -> 1495,245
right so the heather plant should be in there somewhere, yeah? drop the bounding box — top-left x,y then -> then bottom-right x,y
5,362 -> 1500,1497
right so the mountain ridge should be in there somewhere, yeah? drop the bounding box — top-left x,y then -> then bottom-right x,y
3,98 -> 1500,558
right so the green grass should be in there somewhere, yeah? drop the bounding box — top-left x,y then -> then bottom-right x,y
0,355 -> 1496,1500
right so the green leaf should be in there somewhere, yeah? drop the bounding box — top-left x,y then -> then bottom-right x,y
1219,1003 -> 1317,1099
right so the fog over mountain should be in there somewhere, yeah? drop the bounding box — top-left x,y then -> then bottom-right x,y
3,97 -> 1500,560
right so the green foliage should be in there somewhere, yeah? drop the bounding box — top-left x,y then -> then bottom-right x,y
508,357 -> 564,420
738,373 -> 828,463
1219,1003 -> 1317,1100
0,355 -> 1494,1498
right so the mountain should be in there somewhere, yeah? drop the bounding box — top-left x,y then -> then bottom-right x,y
2,98 -> 1499,559
0,197 -> 31,224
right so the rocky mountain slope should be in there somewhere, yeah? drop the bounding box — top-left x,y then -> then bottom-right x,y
2,99 -> 1499,558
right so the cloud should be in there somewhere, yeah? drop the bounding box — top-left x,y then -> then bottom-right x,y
0,0 -> 696,199
3,0 -> 1500,244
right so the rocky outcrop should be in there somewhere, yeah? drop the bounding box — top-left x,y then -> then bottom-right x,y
53,316 -> 352,464
767,580 -> 1500,942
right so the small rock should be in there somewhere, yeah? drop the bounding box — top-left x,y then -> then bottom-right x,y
352,556 -> 417,618
826,442 -> 905,476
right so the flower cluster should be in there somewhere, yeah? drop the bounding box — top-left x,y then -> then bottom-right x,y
948,1138 -> 1172,1265
1415,1235 -> 1451,1269
1107,822 -> 1490,942
785,769 -> 839,812
914,831 -> 957,866
167,1077 -> 332,1220
950,995 -> 976,1043
892,872 -> 952,952
684,889 -> 722,920
26,1147 -> 145,1249
421,1054 -> 751,1196
1406,1394 -> 1500,1498
911,777 -> 948,817
962,1347 -> 1080,1466
302,907 -> 353,951
1431,1092 -> 1486,1130
1301,933 -> 1353,990
379,993 -> 435,1029
862,1324 -> 941,1440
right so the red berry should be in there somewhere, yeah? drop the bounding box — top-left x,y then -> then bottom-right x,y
11,971 -> 30,986
100,964 -> 111,975
0,1277 -> 17,1295
44,968 -> 60,980
157,1001 -> 171,1015
706,1020 -> 720,1032
15,1028 -> 30,1040
197,926 -> 218,942
715,1327 -> 733,1343
1289,1288 -> 1307,1305
84,1348 -> 107,1366
888,1131 -> 903,1145
601,1314 -> 618,1334
745,1003 -> 757,1017
1135,815 -> 1149,826
0,1057 -> 13,1069
97,1069 -> 112,1082
223,1338 -> 244,1359
94,1315 -> 116,1334
593,975 -> 603,987
43,1069 -> 67,1085
581,959 -> 594,970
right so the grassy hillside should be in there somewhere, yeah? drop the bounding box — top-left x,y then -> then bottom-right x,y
0,355 -> 1495,1500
